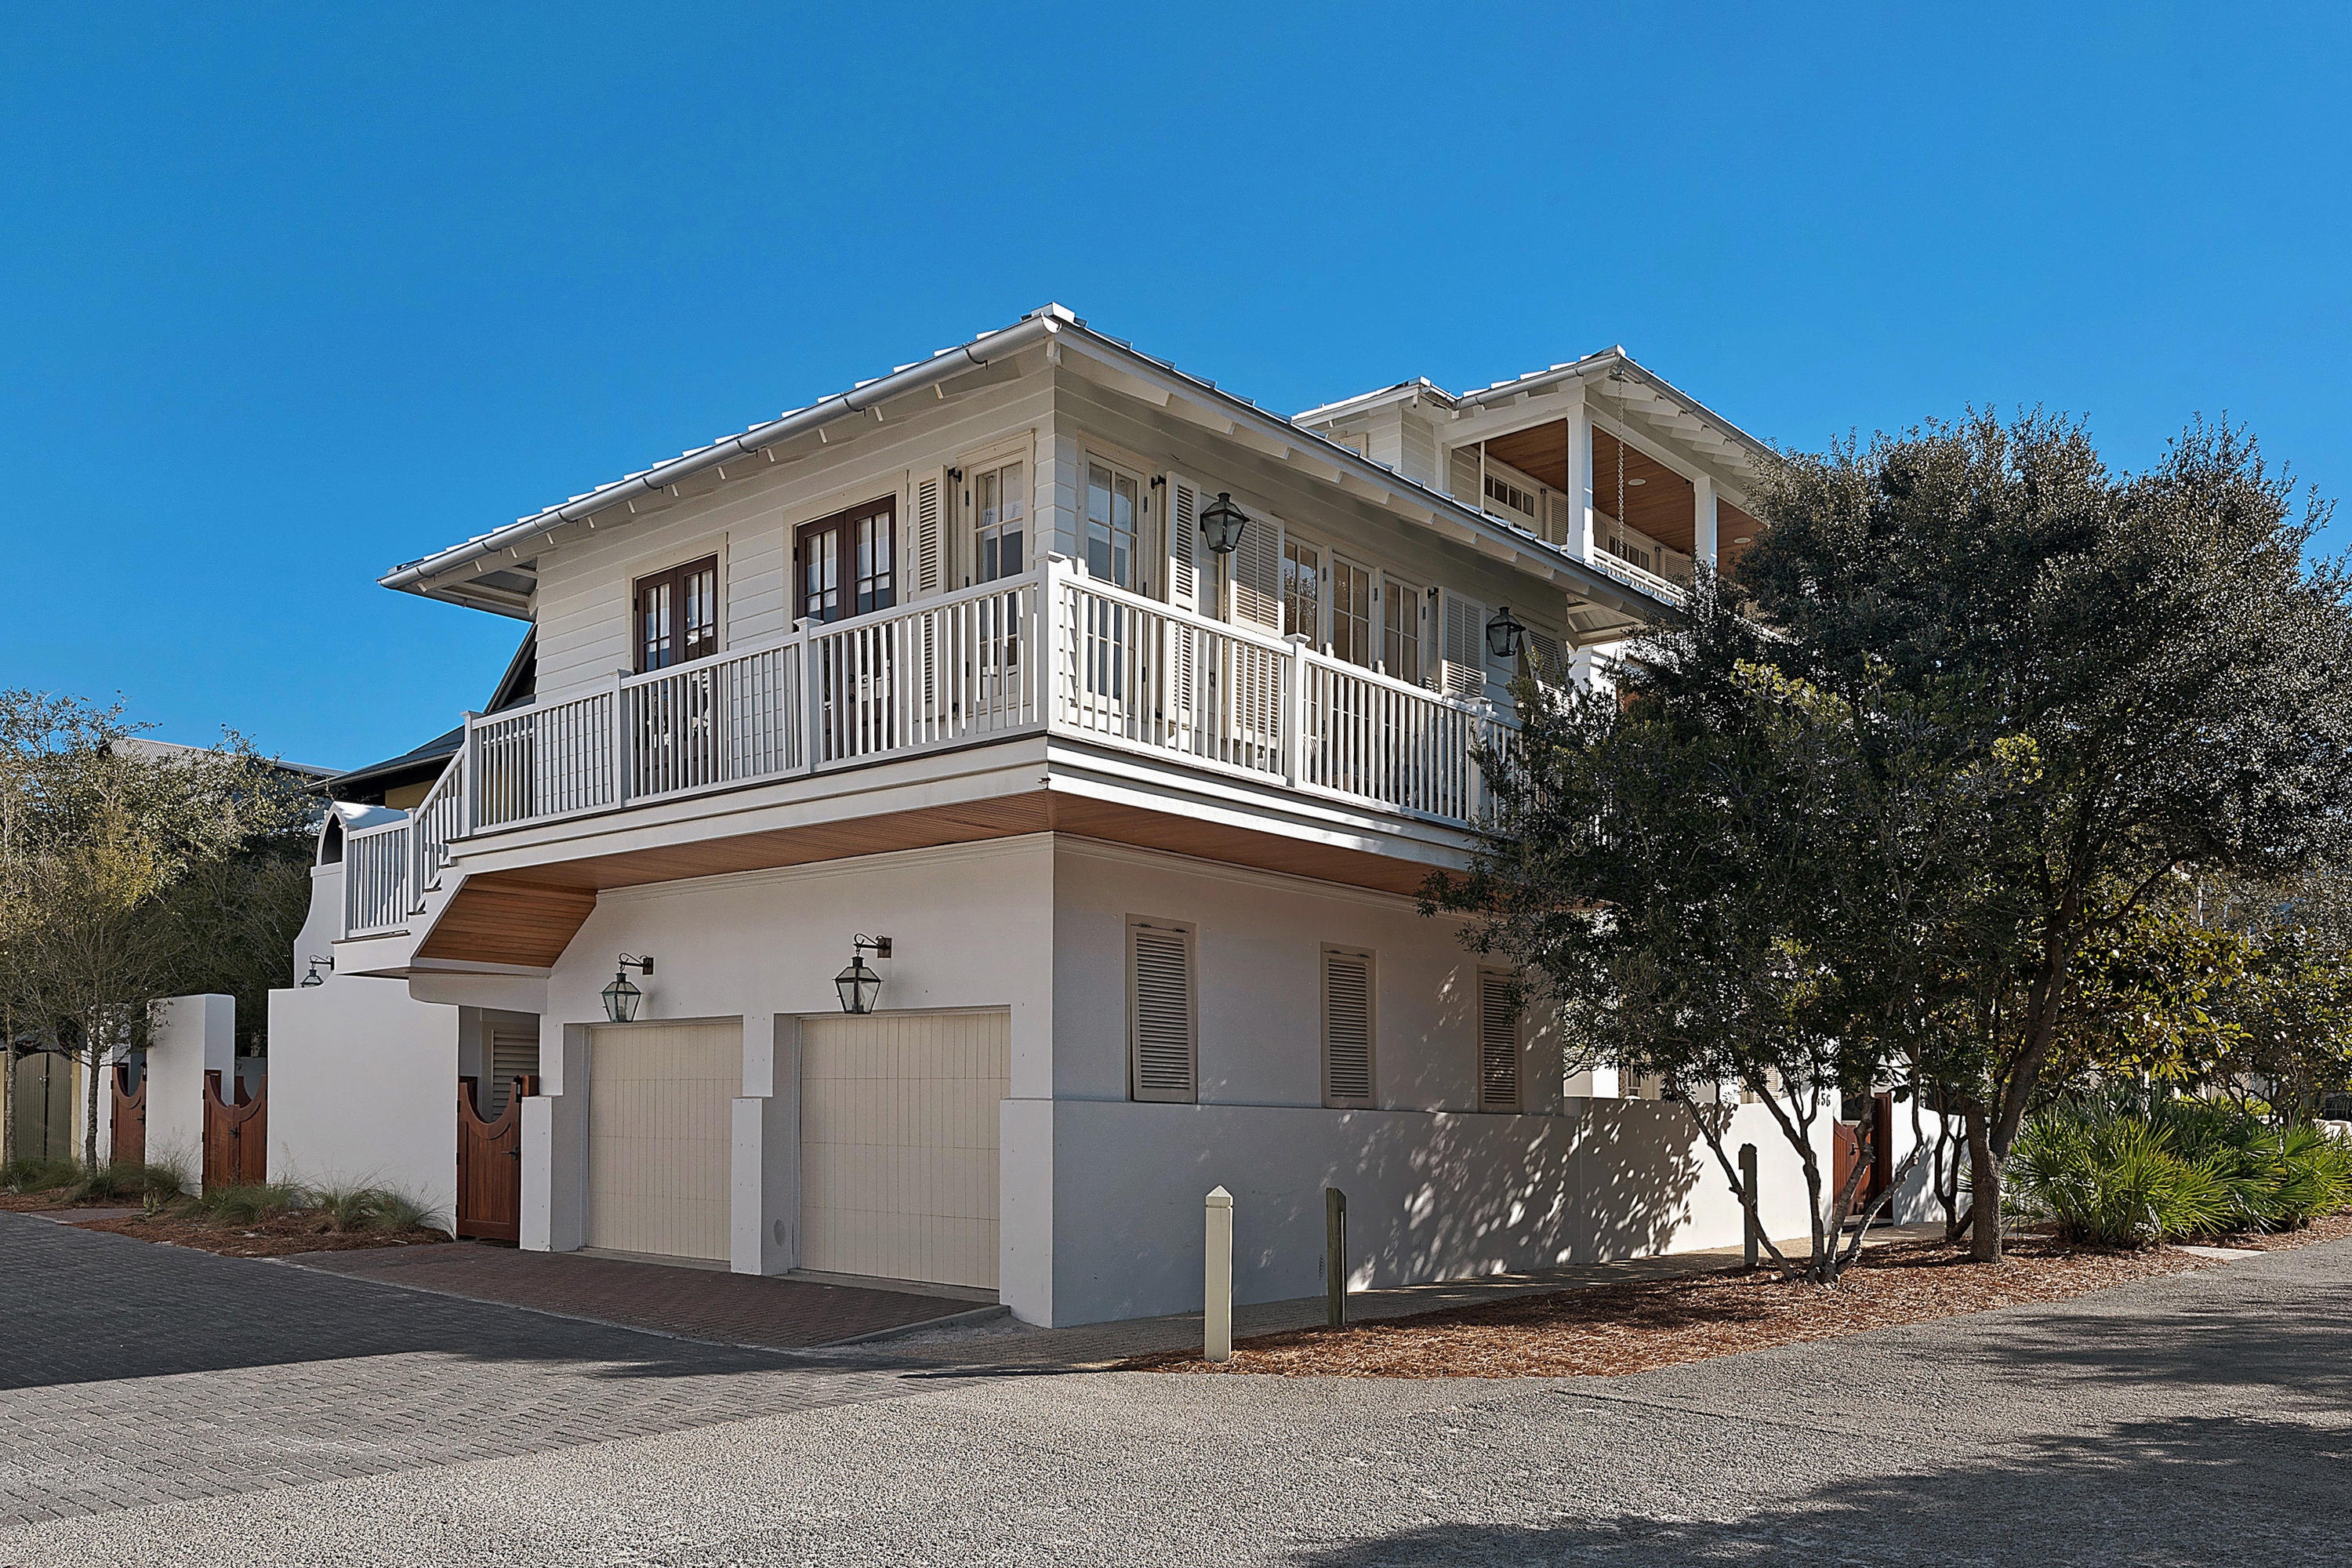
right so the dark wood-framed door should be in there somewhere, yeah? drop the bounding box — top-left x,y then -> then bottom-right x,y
797,497 -> 898,760
794,496 -> 896,626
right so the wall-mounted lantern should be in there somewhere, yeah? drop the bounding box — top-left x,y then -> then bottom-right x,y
299,956 -> 333,988
1485,604 -> 1529,662
602,953 -> 654,1023
835,935 -> 892,1015
1200,492 -> 1248,557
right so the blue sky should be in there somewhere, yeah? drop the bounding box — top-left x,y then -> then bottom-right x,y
3,3 -> 2346,771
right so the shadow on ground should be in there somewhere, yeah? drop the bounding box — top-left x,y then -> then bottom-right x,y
1287,1414 -> 2350,1567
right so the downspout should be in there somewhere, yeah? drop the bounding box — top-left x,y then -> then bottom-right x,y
380,312 -> 1065,595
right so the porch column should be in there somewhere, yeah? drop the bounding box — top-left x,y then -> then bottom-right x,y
1562,389 -> 1594,561
1694,474 -> 1719,569
521,1021 -> 589,1252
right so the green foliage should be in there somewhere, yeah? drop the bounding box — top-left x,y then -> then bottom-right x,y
2009,1090 -> 2352,1243
2,1155 -> 82,1193
64,1160 -> 187,1206
192,1181 -> 308,1225
307,1185 -> 432,1233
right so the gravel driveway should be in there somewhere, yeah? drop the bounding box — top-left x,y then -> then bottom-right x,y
4,1213 -> 2347,1566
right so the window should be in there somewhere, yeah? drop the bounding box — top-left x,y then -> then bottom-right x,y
1086,459 -> 1141,588
633,555 -> 720,673
796,496 -> 895,624
1128,918 -> 1197,1104
1382,575 -> 1422,683
1322,946 -> 1376,1109
1477,971 -> 1521,1111
1330,556 -> 1374,668
1282,535 -> 1321,641
972,457 -> 1027,583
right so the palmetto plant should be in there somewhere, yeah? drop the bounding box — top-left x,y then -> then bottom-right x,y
2010,1089 -> 2352,1244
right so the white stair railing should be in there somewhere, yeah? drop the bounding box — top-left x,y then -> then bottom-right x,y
342,818 -> 412,938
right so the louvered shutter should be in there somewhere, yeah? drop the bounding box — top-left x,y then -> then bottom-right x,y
1439,590 -> 1489,698
1477,971 -> 1520,1111
1524,628 -> 1567,691
912,470 -> 946,597
1322,947 -> 1376,1109
1228,506 -> 1283,633
1129,919 -> 1197,1104
488,1027 -> 540,1118
1165,473 -> 1200,615
1545,491 -> 1572,546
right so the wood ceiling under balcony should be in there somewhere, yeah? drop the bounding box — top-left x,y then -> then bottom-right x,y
1482,422 -> 1698,556
413,792 -> 1446,970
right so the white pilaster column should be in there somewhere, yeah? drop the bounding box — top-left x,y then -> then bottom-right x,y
1563,389 -> 1593,561
1694,474 -> 1719,569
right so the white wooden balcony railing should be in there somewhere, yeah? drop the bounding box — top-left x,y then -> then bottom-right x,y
340,557 -> 1516,938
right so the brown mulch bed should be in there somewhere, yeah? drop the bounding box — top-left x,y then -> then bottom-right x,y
71,1210 -> 452,1258
1125,1236 -> 2223,1379
0,1192 -> 80,1212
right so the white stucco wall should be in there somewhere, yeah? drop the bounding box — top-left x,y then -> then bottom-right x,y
268,978 -> 463,1229
147,994 -> 234,1190
1040,1095 -> 1826,1326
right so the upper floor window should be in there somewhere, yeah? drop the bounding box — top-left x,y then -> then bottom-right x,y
1382,573 -> 1421,683
972,459 -> 1027,583
797,496 -> 895,625
1282,535 -> 1321,641
1085,459 -> 1140,588
633,555 -> 719,673
1330,555 -> 1374,668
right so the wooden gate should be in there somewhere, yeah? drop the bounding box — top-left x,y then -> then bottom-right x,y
201,1069 -> 267,1189
110,1063 -> 146,1167
456,1073 -> 533,1242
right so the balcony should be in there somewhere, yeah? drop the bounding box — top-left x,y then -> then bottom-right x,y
339,557 -> 1518,946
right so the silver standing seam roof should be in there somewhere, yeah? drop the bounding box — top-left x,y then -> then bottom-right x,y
380,305 -> 1769,614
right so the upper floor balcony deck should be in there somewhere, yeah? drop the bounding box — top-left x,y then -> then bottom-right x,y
335,554 -> 1523,969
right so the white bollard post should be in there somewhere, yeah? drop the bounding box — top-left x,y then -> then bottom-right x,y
1204,1185 -> 1234,1363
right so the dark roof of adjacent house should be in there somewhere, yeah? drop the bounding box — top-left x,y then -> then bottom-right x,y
314,630 -> 535,800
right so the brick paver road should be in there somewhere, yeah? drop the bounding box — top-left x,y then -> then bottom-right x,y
0,1215 -> 957,1524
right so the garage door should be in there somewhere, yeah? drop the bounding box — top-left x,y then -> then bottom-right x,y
587,1021 -> 741,1263
800,1011 -> 1008,1290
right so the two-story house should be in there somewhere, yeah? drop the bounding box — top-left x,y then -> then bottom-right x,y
270,305 -> 1809,1327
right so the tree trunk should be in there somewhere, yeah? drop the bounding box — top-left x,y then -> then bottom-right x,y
82,1022 -> 102,1170
1968,1105 -> 2002,1264
1,1042 -> 15,1170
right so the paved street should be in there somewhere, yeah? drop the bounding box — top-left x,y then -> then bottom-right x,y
4,1211 -> 2349,1566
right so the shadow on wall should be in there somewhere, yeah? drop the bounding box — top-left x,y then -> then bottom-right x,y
1280,1415 -> 2350,1568
1054,1094 -> 1794,1323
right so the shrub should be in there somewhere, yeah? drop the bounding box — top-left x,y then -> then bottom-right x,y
194,1181 -> 307,1225
2010,1091 -> 2352,1243
2,1156 -> 82,1194
64,1161 -> 191,1206
307,1185 -> 431,1233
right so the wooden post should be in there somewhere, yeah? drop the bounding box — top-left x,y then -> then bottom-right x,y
1324,1186 -> 1348,1328
1740,1142 -> 1760,1269
1204,1185 -> 1233,1363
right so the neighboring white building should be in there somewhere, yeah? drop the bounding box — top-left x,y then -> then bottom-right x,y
270,305 -> 1815,1327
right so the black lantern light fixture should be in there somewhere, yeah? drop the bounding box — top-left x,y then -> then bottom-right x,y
1485,604 -> 1529,662
1199,491 -> 1248,557
835,935 -> 892,1015
602,953 -> 654,1023
299,956 -> 332,988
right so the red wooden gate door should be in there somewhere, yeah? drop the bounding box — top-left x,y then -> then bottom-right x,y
201,1070 -> 267,1189
456,1074 -> 532,1241
110,1064 -> 146,1167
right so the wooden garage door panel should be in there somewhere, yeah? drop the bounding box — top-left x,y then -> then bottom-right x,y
800,1011 -> 1008,1290
588,1022 -> 741,1263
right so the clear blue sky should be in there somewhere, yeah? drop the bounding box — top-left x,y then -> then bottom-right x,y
4,4 -> 2346,772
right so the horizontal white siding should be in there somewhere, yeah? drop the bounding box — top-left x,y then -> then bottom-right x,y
533,376 -> 1054,695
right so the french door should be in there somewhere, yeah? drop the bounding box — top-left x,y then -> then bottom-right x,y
797,496 -> 898,760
